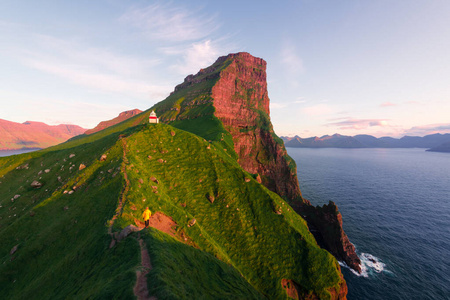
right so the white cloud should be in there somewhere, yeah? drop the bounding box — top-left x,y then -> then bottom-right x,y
326,118 -> 390,130
280,40 -> 305,76
17,34 -> 172,99
172,40 -> 221,75
120,3 -> 219,42
302,104 -> 334,116
403,123 -> 450,136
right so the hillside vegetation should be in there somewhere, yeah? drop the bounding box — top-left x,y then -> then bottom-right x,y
1,121 -> 343,299
0,53 -> 346,299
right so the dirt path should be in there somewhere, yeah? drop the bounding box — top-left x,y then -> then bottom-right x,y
134,212 -> 178,238
133,238 -> 157,300
108,138 -> 131,236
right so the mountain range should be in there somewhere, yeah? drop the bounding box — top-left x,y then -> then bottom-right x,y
0,119 -> 86,150
282,133 -> 450,152
0,53 -> 353,299
0,109 -> 145,151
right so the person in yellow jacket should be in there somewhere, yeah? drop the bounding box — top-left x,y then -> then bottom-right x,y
142,207 -> 152,228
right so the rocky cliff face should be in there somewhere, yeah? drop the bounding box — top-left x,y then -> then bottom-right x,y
301,201 -> 362,273
155,52 -> 360,275
210,53 -> 301,200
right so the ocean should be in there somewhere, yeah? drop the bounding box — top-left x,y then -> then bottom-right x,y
287,148 -> 450,300
0,149 -> 39,157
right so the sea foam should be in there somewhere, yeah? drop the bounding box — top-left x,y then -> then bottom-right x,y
339,252 -> 390,278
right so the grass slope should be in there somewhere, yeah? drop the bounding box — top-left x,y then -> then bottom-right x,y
0,120 -> 343,299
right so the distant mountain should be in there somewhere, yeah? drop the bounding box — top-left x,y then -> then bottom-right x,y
0,119 -> 86,150
282,133 -> 450,149
427,141 -> 450,153
84,109 -> 142,135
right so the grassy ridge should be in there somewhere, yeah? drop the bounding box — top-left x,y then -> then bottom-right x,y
0,120 -> 343,299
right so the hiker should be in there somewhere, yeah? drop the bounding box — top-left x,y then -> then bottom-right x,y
142,207 -> 152,228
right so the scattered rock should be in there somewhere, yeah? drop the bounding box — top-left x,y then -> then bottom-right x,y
147,155 -> 152,159
100,154 -> 107,161
79,164 -> 86,171
13,194 -> 20,200
188,218 -> 196,227
38,170 -> 43,176
151,186 -> 158,190
130,204 -> 137,211
68,190 -> 74,195
29,211 -> 35,217
63,206 -> 69,211
108,169 -> 113,173
69,154 -> 75,158
10,245 -> 19,255
138,178 -> 144,184
63,190 -> 69,194
150,176 -> 159,184
180,203 -> 186,207
207,145 -> 211,149
57,176 -> 62,183
157,159 -> 164,163
206,193 -> 215,203
16,164 -> 29,170
31,181 -> 42,188
256,174 -> 262,183
117,225 -> 140,241
45,169 -> 50,173
109,239 -> 116,249
245,177 -> 251,182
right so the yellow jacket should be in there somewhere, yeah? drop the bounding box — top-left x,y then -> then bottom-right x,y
142,209 -> 152,221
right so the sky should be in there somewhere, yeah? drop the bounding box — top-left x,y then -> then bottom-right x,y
1,0 -> 450,138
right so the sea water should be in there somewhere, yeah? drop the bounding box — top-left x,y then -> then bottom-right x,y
287,148 -> 450,300
0,149 -> 39,157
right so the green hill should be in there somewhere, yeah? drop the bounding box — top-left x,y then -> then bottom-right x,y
0,53 -> 346,299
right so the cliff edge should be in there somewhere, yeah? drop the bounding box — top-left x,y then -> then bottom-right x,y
154,52 -> 361,274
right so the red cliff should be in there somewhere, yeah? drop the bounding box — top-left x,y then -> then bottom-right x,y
155,52 -> 361,276
211,53 -> 301,200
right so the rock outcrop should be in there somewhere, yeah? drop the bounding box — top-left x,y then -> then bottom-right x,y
155,52 -> 360,275
210,53 -> 301,200
300,201 -> 361,273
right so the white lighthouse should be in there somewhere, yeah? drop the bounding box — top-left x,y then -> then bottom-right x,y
149,110 -> 159,124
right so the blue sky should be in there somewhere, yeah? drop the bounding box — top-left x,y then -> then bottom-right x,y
1,0 -> 449,138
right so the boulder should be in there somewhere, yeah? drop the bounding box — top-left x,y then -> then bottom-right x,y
10,245 -> 19,255
188,218 -> 196,227
79,164 -> 86,171
100,154 -> 107,161
31,181 -> 43,188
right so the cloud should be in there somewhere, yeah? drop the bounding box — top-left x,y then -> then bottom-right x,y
166,40 -> 222,75
17,34 -> 172,99
380,101 -> 396,107
326,118 -> 390,130
403,123 -> 450,136
120,2 -> 219,42
280,40 -> 304,75
270,98 -> 307,110
302,104 -> 334,116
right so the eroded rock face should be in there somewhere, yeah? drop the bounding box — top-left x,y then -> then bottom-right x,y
210,52 -> 302,200
301,201 -> 361,273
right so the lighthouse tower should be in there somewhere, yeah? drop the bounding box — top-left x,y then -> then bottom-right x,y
149,110 -> 159,124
